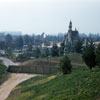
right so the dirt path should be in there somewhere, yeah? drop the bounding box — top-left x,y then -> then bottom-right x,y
0,57 -> 19,67
0,73 -> 37,100
0,57 -> 39,100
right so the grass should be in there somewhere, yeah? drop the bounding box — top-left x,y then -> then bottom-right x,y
22,53 -> 85,68
6,67 -> 100,100
67,53 -> 85,67
22,58 -> 58,68
0,62 -> 7,84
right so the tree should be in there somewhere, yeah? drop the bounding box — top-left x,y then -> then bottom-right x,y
5,34 -> 13,55
16,53 -> 30,62
58,55 -> 72,74
33,47 -> 41,58
5,34 -> 13,49
82,39 -> 96,69
23,34 -> 31,45
16,35 -> 23,49
95,43 -> 100,66
41,48 -> 50,57
0,41 -> 6,50
74,39 -> 83,53
59,42 -> 64,56
51,44 -> 59,57
27,44 -> 33,52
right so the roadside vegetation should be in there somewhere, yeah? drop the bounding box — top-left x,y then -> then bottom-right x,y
0,62 -> 7,84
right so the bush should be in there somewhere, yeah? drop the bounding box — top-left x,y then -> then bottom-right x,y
0,63 -> 6,80
58,55 -> 72,74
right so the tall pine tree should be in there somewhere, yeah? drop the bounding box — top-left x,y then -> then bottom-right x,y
82,39 -> 96,69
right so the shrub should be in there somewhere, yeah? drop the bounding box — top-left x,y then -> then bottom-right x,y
58,55 -> 72,74
0,63 -> 6,80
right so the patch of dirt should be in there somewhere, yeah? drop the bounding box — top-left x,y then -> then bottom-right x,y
0,73 -> 37,100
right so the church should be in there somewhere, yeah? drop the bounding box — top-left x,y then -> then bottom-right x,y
64,21 -> 79,53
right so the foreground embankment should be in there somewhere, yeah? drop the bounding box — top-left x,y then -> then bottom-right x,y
6,67 -> 100,100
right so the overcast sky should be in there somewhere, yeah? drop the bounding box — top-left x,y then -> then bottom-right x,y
0,0 -> 100,35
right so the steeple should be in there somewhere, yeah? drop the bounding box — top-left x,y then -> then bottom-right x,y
69,20 -> 72,31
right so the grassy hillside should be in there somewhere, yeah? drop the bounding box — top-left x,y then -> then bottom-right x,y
6,67 -> 100,100
0,62 -> 7,84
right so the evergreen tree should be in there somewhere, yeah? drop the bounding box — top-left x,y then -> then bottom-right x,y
33,47 -> 41,58
74,39 -> 83,53
96,43 -> 100,66
16,35 -> 23,49
5,34 -> 13,49
44,48 -> 50,57
59,42 -> 64,56
23,34 -> 31,45
82,39 -> 96,69
51,44 -> 59,57
41,48 -> 50,58
0,41 -> 6,50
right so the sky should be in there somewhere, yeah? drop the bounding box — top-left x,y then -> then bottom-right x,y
0,0 -> 100,35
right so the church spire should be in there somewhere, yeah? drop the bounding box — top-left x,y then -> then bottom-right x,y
69,20 -> 72,31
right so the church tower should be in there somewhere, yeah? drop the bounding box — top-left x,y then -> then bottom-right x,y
68,21 -> 72,42
64,21 -> 79,53
69,21 -> 72,31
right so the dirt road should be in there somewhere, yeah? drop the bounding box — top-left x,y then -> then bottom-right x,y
0,57 -> 18,67
0,57 -> 38,100
0,73 -> 37,100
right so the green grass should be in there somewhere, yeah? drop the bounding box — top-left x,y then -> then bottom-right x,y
6,67 -> 100,100
67,53 -> 85,67
22,53 -> 84,69
0,62 -> 7,84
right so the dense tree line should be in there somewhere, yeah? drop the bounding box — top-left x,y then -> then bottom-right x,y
0,33 -> 64,51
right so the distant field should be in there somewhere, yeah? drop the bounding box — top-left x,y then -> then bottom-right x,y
6,67 -> 100,100
22,53 -> 85,68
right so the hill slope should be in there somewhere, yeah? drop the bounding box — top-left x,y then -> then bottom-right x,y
6,67 -> 100,100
